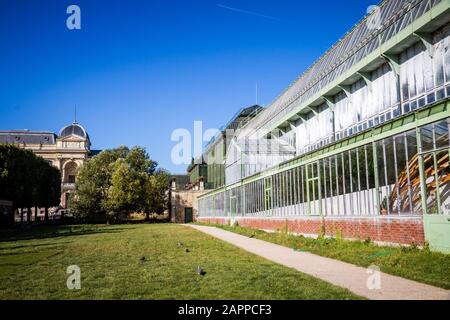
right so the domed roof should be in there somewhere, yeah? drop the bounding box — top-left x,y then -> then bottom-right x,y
59,122 -> 89,139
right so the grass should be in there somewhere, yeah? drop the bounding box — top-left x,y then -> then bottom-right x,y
0,224 -> 361,300
194,223 -> 450,289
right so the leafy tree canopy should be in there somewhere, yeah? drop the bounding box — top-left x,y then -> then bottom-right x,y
0,145 -> 61,220
69,146 -> 169,222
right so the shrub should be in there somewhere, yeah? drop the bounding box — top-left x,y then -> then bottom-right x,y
335,228 -> 343,242
318,225 -> 326,239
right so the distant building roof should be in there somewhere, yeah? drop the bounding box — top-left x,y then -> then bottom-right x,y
171,175 -> 190,189
223,105 -> 264,132
187,155 -> 206,173
0,121 -> 90,146
89,149 -> 102,157
0,130 -> 57,145
203,104 -> 264,151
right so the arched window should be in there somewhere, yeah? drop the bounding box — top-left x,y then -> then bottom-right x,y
64,162 -> 78,184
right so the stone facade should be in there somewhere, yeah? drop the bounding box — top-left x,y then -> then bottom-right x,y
0,121 -> 96,209
169,178 -> 207,223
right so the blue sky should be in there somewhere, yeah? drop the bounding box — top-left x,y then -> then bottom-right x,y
0,0 -> 374,173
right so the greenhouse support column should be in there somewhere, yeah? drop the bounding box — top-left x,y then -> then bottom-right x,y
317,162 -> 323,216
372,140 -> 381,215
289,170 -> 293,215
433,152 -> 442,214
416,125 -> 428,215
381,53 -> 401,101
271,176 -> 275,216
306,164 -> 310,215
242,183 -> 246,217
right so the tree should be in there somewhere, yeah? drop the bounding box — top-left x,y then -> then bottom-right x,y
144,169 -> 170,221
105,159 -> 147,221
37,163 -> 61,222
69,146 -> 132,221
126,146 -> 157,174
70,146 -> 169,223
0,145 -> 61,224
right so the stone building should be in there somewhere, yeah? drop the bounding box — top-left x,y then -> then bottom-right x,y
0,121 -> 99,210
169,176 -> 207,223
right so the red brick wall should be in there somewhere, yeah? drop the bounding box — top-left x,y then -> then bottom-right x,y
196,216 -> 425,245
196,217 -> 230,225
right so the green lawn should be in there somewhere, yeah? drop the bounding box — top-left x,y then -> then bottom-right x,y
195,223 -> 450,289
0,224 -> 361,300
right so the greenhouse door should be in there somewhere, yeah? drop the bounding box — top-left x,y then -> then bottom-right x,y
184,208 -> 193,223
230,196 -> 237,217
422,149 -> 450,253
307,162 -> 321,215
264,177 -> 272,213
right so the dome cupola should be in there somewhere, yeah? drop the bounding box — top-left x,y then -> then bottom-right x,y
59,121 -> 89,140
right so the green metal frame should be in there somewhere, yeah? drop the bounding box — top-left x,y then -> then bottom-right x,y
199,99 -> 450,201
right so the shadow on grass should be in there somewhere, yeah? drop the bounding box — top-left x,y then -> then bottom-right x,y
0,225 -> 138,243
125,219 -> 170,225
0,241 -> 73,252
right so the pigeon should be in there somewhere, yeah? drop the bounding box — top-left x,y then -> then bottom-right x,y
197,266 -> 206,276
185,248 -> 190,253
177,241 -> 183,247
139,256 -> 146,262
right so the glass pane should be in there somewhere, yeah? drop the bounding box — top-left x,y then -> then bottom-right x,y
385,137 -> 397,186
358,147 -> 367,191
282,172 -> 287,207
296,169 -> 301,204
312,162 -> 318,177
434,120 -> 449,149
384,137 -> 397,213
330,157 -> 337,197
313,180 -> 319,202
301,167 -> 306,203
437,150 -> 450,214
376,140 -> 386,187
350,150 -> 358,192
420,124 -> 434,152
401,64 -> 409,101
343,153 -> 350,194
288,170 -> 294,206
434,54 -> 445,87
394,134 -> 412,214
337,155 -> 344,196
276,174 -> 280,208
365,144 -> 375,189
408,159 -> 422,214
424,153 -> 438,214
376,140 -> 389,214
320,159 -> 327,198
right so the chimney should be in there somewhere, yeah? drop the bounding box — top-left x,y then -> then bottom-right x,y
170,178 -> 177,191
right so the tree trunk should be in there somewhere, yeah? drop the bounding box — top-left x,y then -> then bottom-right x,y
20,208 -> 24,224
12,205 -> 16,226
27,207 -> 31,224
44,207 -> 49,223
34,206 -> 38,222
